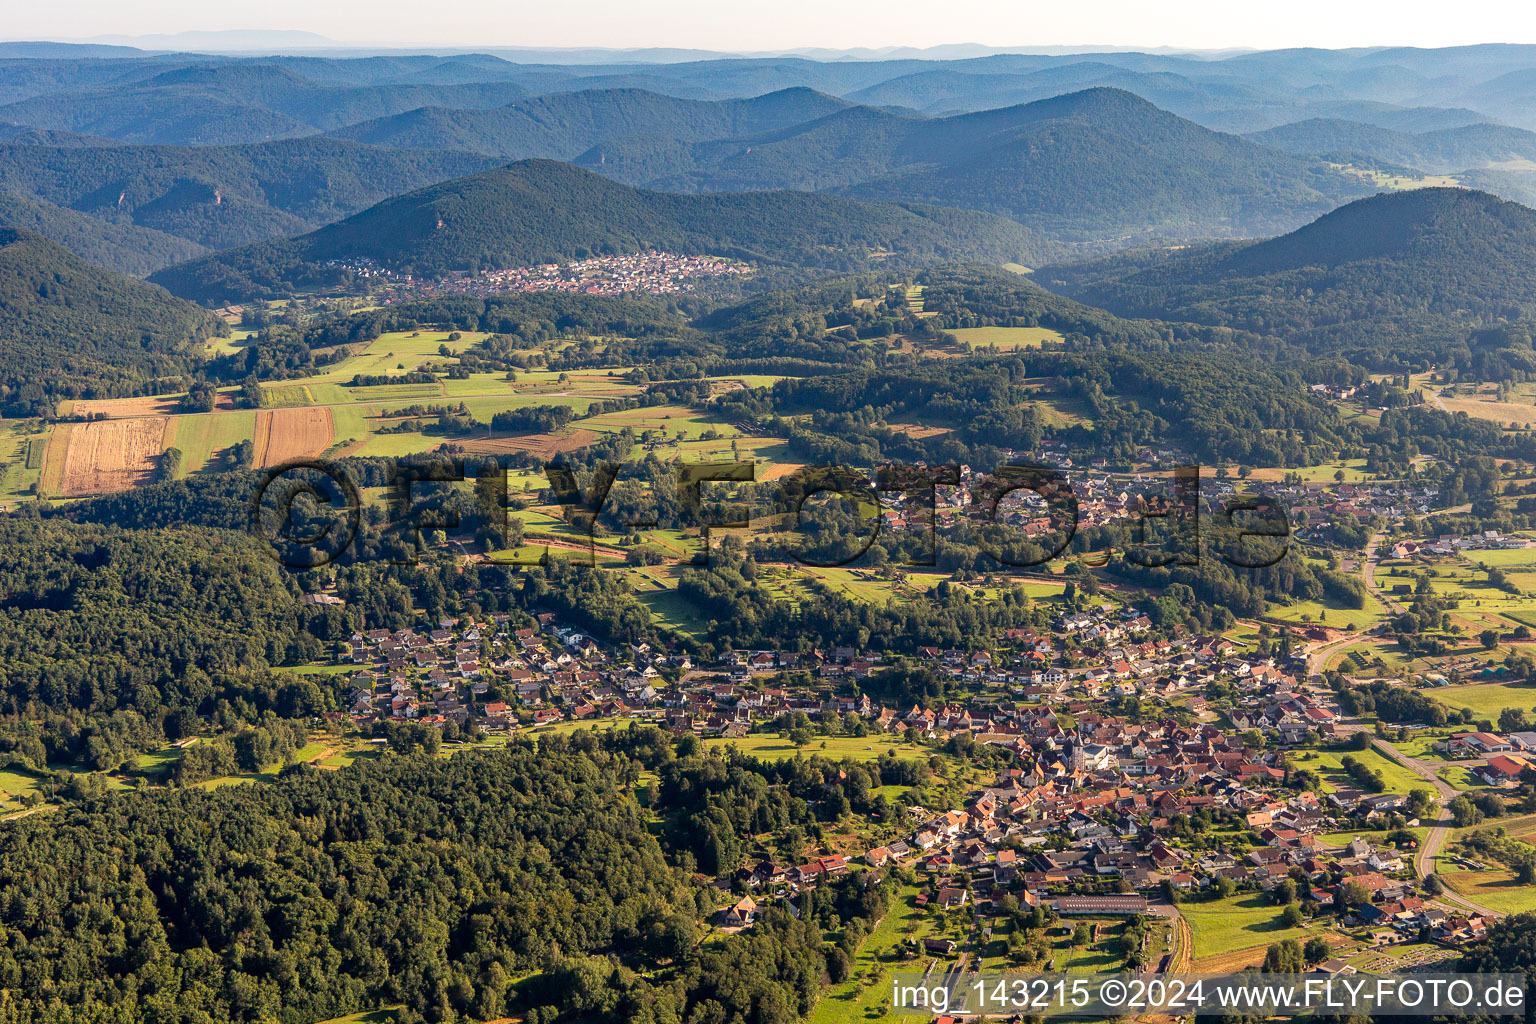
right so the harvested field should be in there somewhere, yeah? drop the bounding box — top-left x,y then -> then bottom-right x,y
73,393 -> 235,419
52,417 -> 170,495
38,427 -> 70,495
1438,396 -> 1536,427
1187,931 -> 1349,973
758,462 -> 806,481
252,408 -> 335,468
72,395 -> 181,419
885,421 -> 953,439
455,428 -> 599,459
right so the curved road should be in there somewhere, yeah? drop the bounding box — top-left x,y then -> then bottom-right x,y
1372,738 -> 1502,918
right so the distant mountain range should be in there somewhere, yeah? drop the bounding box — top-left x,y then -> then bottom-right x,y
1037,187 -> 1536,357
12,45 -> 1536,290
330,86 -> 851,159
0,138 -> 498,271
1247,117 -> 1536,173
9,44 -> 1536,144
0,64 -> 532,144
148,159 -> 1042,303
335,87 -> 1373,242
580,88 -> 1376,241
0,81 -> 1393,277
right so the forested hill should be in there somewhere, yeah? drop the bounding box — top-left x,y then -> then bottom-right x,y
0,228 -> 223,413
148,160 -> 1043,304
0,741 -> 701,1023
843,89 -> 1367,240
1036,187 -> 1536,361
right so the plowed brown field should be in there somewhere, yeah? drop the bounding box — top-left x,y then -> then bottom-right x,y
454,428 -> 599,459
252,408 -> 335,467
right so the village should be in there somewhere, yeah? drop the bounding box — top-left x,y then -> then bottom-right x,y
318,250 -> 752,304
329,586 -> 1519,978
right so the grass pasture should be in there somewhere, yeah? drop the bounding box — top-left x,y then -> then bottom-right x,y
0,767 -> 47,811
1288,746 -> 1426,795
949,325 -> 1064,350
1440,863 -> 1536,915
172,411 -> 257,474
320,330 -> 488,380
1425,680 -> 1536,721
804,886 -> 924,1024
0,422 -> 50,500
1263,589 -> 1386,631
703,732 -> 932,762
1180,893 -> 1320,959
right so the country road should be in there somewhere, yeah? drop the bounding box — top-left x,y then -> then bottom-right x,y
1372,738 -> 1503,918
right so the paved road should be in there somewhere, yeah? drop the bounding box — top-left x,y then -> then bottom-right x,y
1372,739 -> 1503,918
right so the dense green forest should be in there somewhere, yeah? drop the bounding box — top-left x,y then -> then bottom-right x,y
0,519 -> 321,723
0,741 -> 687,1023
0,228 -> 224,414
0,725 -> 905,1024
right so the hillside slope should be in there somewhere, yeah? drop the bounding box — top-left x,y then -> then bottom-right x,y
0,228 -> 223,413
0,191 -> 207,275
149,160 -> 1043,303
1248,117 -> 1536,173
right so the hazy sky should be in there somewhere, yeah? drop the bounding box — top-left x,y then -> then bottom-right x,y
13,0 -> 1536,52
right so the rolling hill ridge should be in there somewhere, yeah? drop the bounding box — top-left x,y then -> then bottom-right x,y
148,159 -> 1044,303
574,88 -> 1374,242
0,137 -> 500,270
1037,186 -> 1536,358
